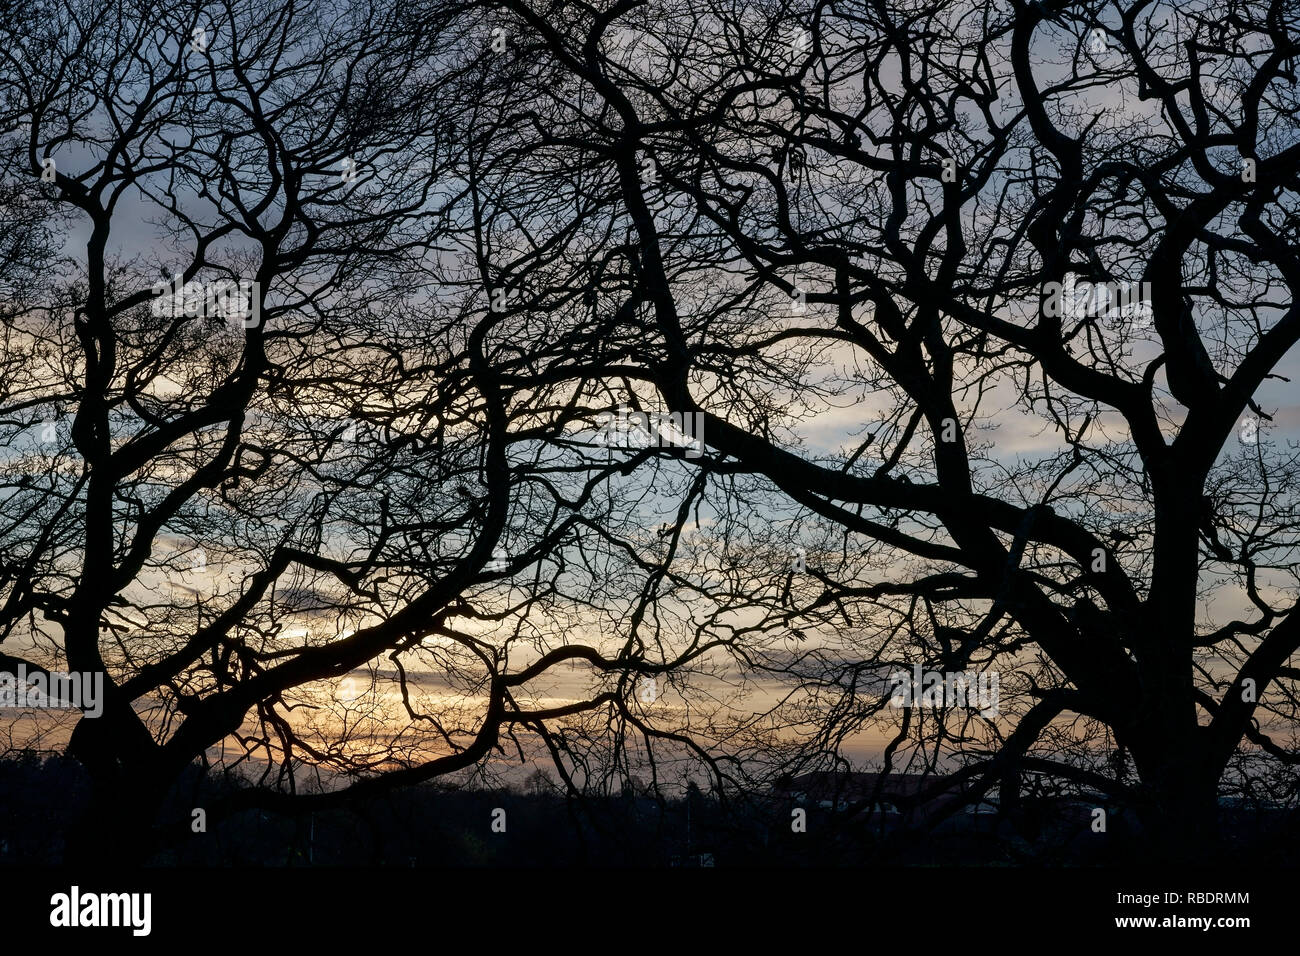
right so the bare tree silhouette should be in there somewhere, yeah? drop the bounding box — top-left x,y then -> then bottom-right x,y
0,0 -> 743,862
459,0 -> 1300,857
5,0 -> 1300,865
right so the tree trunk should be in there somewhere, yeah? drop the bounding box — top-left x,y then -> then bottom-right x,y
1132,481 -> 1218,862
1130,736 -> 1221,863
61,674 -> 168,865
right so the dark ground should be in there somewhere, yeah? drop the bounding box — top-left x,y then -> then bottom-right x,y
0,752 -> 1293,866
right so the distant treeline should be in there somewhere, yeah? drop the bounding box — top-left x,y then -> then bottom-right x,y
0,753 -> 1292,866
